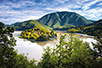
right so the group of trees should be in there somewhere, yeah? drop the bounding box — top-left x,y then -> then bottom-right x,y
37,33 -> 102,68
0,22 -> 37,68
38,35 -> 91,68
67,25 -> 102,36
67,28 -> 81,33
1,22 -> 102,68
20,28 -> 57,41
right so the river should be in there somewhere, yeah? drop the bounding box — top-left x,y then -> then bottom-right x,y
13,31 -> 96,62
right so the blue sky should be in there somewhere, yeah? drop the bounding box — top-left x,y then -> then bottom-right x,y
0,0 -> 102,24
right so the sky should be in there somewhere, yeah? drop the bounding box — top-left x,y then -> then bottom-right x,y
0,0 -> 102,24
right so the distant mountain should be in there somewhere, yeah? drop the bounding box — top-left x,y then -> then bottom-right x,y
38,11 -> 92,29
11,20 -> 52,31
89,20 -> 96,23
4,24 -> 9,27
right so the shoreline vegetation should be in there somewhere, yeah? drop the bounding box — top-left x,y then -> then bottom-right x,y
67,19 -> 102,36
19,27 -> 57,42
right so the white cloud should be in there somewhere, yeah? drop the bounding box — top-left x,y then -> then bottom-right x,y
45,4 -> 81,11
79,7 -> 102,20
0,0 -> 37,11
82,0 -> 101,10
0,5 -> 10,10
0,15 -> 42,24
45,7 -> 72,12
0,8 -> 46,24
46,6 -> 102,20
97,2 -> 102,5
55,0 -> 69,4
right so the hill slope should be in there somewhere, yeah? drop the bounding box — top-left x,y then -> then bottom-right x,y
81,19 -> 102,35
38,11 -> 92,29
11,20 -> 52,30
67,19 -> 102,36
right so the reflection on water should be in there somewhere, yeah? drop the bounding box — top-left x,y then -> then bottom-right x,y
13,31 -> 43,62
37,41 -> 49,46
72,33 -> 89,39
13,31 -> 96,62
37,38 -> 57,46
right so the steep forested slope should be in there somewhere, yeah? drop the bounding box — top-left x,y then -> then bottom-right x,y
38,11 -> 92,28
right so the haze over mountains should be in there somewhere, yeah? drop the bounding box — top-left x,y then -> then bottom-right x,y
89,20 -> 96,23
11,11 -> 93,30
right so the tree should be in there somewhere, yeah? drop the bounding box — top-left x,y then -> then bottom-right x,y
93,29 -> 102,57
36,35 -> 48,41
0,22 -> 16,67
50,30 -> 54,34
91,29 -> 102,68
38,35 -> 92,68
0,22 -> 37,68
37,47 -> 59,68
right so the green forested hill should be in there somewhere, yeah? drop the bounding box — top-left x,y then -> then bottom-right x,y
67,19 -> 102,36
38,11 -> 92,29
11,20 -> 52,30
82,19 -> 102,35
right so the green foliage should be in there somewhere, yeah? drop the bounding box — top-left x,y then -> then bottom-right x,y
36,35 -> 48,41
67,28 -> 81,33
20,28 -> 57,41
0,22 -> 37,68
38,35 -> 92,68
55,24 -> 75,30
0,22 -> 16,67
50,30 -> 54,34
67,19 -> 102,36
55,33 -> 57,36
11,20 -> 52,31
7,53 -> 37,68
91,28 -> 102,68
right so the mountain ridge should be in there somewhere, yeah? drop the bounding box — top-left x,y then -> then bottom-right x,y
38,11 -> 92,28
89,20 -> 96,23
11,20 -> 52,31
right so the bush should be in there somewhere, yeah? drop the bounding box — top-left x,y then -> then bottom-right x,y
36,35 -> 48,41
